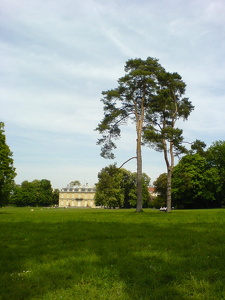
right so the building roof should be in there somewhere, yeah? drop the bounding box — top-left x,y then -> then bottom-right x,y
61,184 -> 96,192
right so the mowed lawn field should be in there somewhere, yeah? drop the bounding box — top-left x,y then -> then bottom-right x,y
0,207 -> 225,300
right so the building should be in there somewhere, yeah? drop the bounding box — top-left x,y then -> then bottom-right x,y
59,183 -> 96,208
148,187 -> 158,198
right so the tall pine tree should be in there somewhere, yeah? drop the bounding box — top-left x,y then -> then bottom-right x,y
0,122 -> 16,207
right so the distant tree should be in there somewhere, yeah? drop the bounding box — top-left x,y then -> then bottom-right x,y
11,179 -> 54,207
11,184 -> 24,206
95,165 -> 151,208
69,180 -> 81,186
0,122 -> 17,208
37,179 -> 53,206
154,173 -> 167,202
96,57 -> 164,212
52,189 -> 59,205
122,171 -> 151,208
144,72 -> 194,211
95,164 -> 124,208
141,173 -> 151,208
12,180 -> 35,206
120,168 -> 136,208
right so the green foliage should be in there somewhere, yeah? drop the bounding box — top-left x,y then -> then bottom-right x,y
150,196 -> 166,209
0,122 -> 17,207
95,164 -> 124,208
143,68 -> 193,212
52,189 -> 59,205
11,179 -> 56,207
190,139 -> 207,155
153,173 -> 167,201
206,141 -> 225,206
144,71 -> 194,153
69,180 -> 81,186
172,151 -> 224,209
96,57 -> 163,159
1,208 -> 225,299
95,165 -> 151,208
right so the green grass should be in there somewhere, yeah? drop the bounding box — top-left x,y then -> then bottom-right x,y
1,207 -> 225,300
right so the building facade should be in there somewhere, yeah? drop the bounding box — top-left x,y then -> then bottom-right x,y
59,184 -> 96,208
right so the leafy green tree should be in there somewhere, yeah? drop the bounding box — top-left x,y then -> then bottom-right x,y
96,57 -> 163,212
205,141 -> 225,206
190,139 -> 207,155
12,180 -> 35,206
122,171 -> 151,208
11,184 -> 24,206
37,179 -> 53,206
11,179 -> 54,207
69,180 -> 81,186
95,165 -> 151,209
153,173 -> 167,203
119,169 -> 136,208
172,154 -> 221,208
0,122 -> 16,208
95,164 -> 124,208
141,173 -> 151,208
52,189 -> 59,205
144,72 -> 194,211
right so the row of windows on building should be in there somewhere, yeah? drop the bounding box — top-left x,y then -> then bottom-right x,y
61,188 -> 96,192
60,193 -> 95,199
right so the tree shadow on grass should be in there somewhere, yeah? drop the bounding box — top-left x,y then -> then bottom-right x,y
1,213 -> 225,300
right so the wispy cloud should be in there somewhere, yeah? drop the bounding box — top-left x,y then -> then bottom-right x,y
1,0 -> 225,187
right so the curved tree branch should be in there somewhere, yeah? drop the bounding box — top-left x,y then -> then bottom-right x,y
118,156 -> 137,169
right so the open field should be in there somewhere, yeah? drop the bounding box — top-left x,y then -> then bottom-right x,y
0,207 -> 225,300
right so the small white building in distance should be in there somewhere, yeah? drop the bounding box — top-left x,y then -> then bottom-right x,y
59,183 -> 96,208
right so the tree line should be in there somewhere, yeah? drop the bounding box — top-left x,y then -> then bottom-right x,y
154,140 -> 225,209
11,180 -> 59,207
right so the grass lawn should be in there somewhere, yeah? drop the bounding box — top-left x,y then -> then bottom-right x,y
0,207 -> 225,300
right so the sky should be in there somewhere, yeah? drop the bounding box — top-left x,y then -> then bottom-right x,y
1,0 -> 225,189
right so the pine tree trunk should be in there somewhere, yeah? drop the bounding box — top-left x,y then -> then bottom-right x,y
136,119 -> 143,213
166,167 -> 172,212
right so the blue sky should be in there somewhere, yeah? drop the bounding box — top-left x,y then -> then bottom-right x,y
1,0 -> 225,188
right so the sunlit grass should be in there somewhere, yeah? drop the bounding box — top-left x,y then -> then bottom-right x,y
0,207 -> 225,299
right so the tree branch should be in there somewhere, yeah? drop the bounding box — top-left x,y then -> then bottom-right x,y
118,157 -> 137,169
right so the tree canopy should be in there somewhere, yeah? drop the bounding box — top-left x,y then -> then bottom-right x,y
95,164 -> 151,209
11,179 -> 58,207
168,140 -> 225,209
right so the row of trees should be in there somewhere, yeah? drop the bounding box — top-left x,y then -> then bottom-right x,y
154,140 -> 225,209
11,180 -> 59,207
95,164 -> 151,208
96,56 -> 194,212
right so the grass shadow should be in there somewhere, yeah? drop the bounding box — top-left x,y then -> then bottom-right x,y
1,209 -> 225,299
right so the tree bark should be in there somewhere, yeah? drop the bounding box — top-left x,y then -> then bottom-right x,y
136,118 -> 143,212
166,167 -> 172,212
167,140 -> 174,212
162,137 -> 173,212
